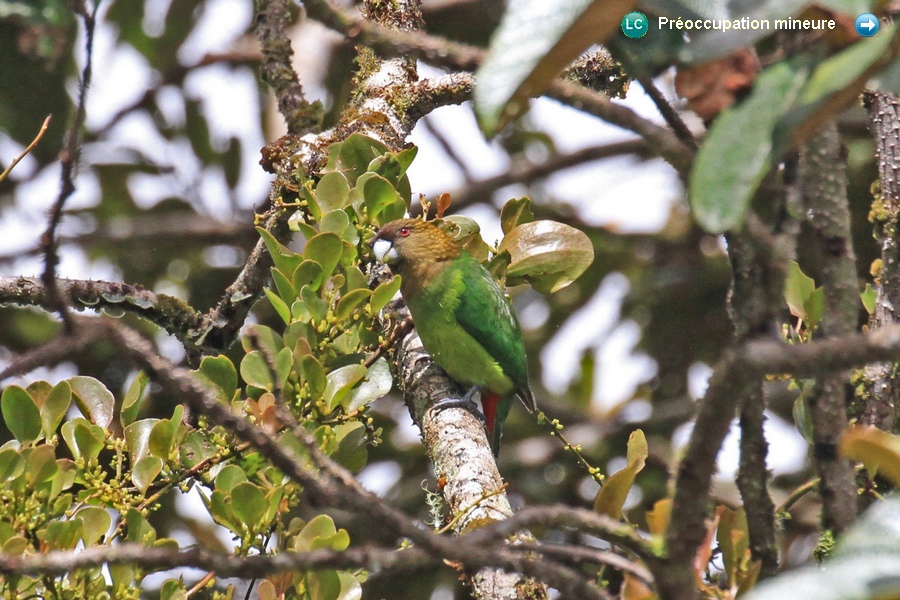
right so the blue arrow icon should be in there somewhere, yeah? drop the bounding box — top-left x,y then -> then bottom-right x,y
855,13 -> 880,37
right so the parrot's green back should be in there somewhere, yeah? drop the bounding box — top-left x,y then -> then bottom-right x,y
371,218 -> 536,455
406,251 -> 529,400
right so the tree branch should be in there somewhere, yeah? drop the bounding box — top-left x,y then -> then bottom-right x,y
799,122 -> 859,535
255,0 -> 323,133
0,276 -> 204,354
861,91 -> 900,430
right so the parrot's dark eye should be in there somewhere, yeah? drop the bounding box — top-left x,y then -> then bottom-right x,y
398,227 -> 411,237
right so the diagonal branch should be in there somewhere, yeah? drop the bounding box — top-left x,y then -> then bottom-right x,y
255,0 -> 323,133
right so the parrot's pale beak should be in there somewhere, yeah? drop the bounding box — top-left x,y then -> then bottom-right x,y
372,239 -> 399,264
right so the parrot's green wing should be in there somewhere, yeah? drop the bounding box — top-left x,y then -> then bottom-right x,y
453,252 -> 536,412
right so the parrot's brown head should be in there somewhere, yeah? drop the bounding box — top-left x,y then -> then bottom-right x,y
371,218 -> 460,269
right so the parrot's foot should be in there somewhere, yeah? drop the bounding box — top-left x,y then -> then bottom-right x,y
432,387 -> 485,423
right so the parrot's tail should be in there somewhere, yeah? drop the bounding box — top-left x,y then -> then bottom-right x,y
483,392 -> 512,457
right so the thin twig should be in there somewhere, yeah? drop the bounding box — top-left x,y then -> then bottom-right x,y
40,0 -> 98,332
0,115 -> 51,183
636,76 -> 696,149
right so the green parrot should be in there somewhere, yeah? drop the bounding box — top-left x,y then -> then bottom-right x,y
371,218 -> 536,456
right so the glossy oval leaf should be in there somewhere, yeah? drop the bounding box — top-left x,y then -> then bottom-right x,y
335,288 -> 372,321
132,455 -> 163,495
124,419 -> 160,465
500,197 -> 535,235
346,358 -> 392,412
1,386 -> 42,444
26,444 -> 59,485
69,376 -> 115,429
214,464 -> 248,492
324,364 -> 368,412
120,372 -> 148,428
499,220 -> 594,293
474,0 -> 635,135
41,381 -> 72,438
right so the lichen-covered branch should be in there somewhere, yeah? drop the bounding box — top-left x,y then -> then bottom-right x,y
861,91 -> 900,430
799,122 -> 859,535
0,276 -> 204,353
255,0 -> 323,133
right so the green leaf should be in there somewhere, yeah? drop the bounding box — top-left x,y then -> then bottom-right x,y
778,26 -> 897,152
309,571 -> 342,600
125,507 -> 157,544
0,449 -> 24,482
792,390 -> 814,444
784,261 -> 823,328
717,506 -> 749,589
593,429 -> 647,519
124,419 -> 160,465
40,381 -> 71,439
302,355 -> 327,398
133,455 -> 163,495
293,260 -> 326,293
346,358 -> 393,412
320,209 -> 351,235
332,422 -> 368,473
271,267 -> 298,304
25,444 -> 58,485
499,220 -> 595,293
78,506 -> 112,546
315,172 -> 351,212
474,0 -> 635,135
335,288 -> 372,321
361,173 -> 402,224
241,351 -> 275,392
344,266 -> 368,292
231,481 -> 268,527
304,232 -> 343,278
500,197 -> 535,235
43,519 -> 81,551
214,464 -> 248,492
149,419 -> 175,460
180,431 -> 217,469
257,227 -> 304,278
294,514 -> 339,551
324,365 -> 368,412
198,355 -> 238,403
301,285 -> 329,323
861,283 -> 877,315
69,376 -> 115,429
689,57 -> 811,233
73,421 -> 105,464
332,133 -> 390,185
241,324 -> 284,354
121,372 -> 148,427
1,386 -> 42,443
370,275 -> 401,314
266,287 -> 292,325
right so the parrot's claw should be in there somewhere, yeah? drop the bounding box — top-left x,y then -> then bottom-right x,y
432,387 -> 485,423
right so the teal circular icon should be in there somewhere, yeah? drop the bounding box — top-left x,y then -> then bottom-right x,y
621,11 -> 648,38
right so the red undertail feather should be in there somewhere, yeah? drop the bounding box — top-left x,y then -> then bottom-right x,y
482,391 -> 501,443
